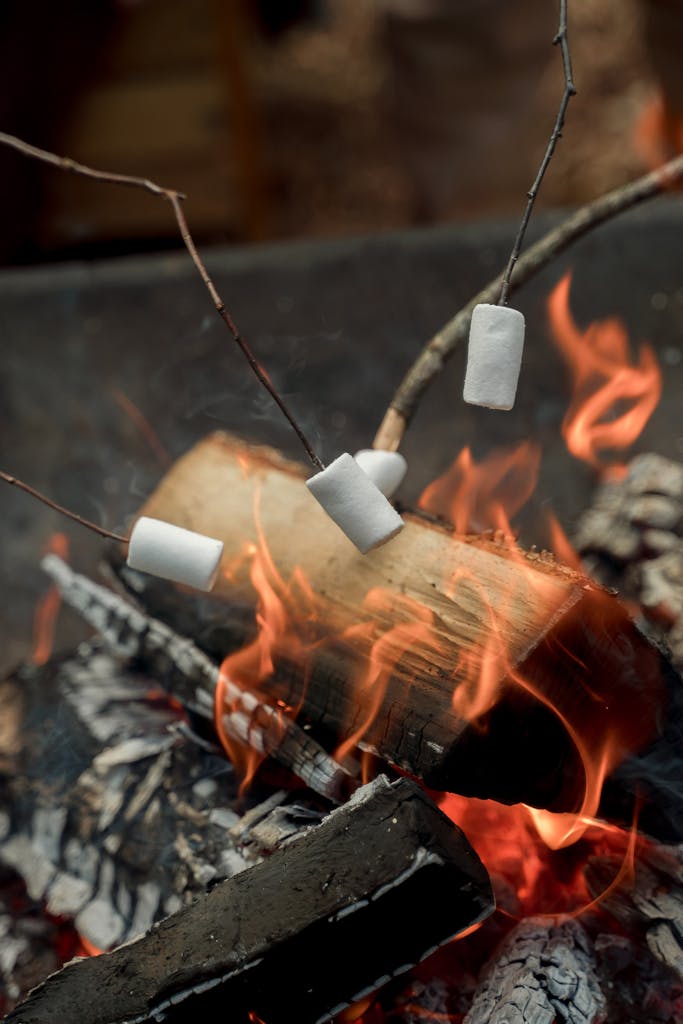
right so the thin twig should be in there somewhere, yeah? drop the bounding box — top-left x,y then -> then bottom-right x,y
0,471 -> 128,544
498,0 -> 576,306
0,130 -> 324,472
372,152 -> 683,452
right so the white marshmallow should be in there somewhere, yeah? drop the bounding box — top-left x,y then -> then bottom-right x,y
127,516 -> 223,592
306,453 -> 404,554
354,449 -> 408,498
463,303 -> 525,411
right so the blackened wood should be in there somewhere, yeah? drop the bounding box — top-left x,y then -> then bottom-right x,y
7,777 -> 494,1024
463,916 -> 605,1024
110,432 -> 676,814
585,842 -> 683,980
0,645 -> 257,951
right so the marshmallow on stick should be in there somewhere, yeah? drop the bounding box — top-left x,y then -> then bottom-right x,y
127,516 -> 223,591
306,453 -> 404,554
463,303 -> 525,411
354,449 -> 407,499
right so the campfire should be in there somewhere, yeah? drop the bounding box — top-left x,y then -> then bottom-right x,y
2,268 -> 683,1022
2,6 -> 683,1018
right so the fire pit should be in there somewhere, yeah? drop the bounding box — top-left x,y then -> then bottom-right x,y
1,202 -> 683,1021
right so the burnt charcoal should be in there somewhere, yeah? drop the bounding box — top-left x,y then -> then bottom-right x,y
6,777 -> 494,1024
585,840 -> 683,980
594,933 -> 683,1024
463,916 -> 605,1024
0,644 -> 258,951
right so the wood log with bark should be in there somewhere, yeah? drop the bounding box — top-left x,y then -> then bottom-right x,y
110,431 -> 676,814
6,777 -> 494,1024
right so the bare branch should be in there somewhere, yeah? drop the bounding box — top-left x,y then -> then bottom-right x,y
498,0 -> 576,306
0,470 -> 128,543
0,130 -> 324,471
373,152 -> 683,452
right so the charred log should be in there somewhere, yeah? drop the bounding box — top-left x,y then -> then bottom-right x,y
7,777 -> 494,1024
108,432 -> 675,815
585,841 -> 683,980
463,916 -> 606,1024
0,643 -> 328,953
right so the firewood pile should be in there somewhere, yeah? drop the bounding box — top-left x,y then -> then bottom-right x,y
1,436 -> 683,1024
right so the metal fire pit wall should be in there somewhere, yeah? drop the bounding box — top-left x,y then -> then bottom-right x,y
1,200 -> 683,673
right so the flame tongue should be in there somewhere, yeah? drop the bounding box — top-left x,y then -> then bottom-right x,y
418,442 -> 541,535
548,272 -> 661,475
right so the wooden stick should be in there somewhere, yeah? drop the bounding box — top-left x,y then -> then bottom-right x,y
498,0 -> 576,306
373,153 -> 683,452
0,130 -> 324,472
0,470 -> 128,544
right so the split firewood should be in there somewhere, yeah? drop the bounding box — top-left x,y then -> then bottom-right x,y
7,777 -> 494,1024
114,431 -> 677,814
463,916 -> 606,1024
584,841 -> 683,981
0,642 -> 330,956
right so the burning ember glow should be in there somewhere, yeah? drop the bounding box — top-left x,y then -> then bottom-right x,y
31,533 -> 69,666
547,272 -> 661,475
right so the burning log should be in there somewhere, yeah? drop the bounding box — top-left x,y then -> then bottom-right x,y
6,777 -> 494,1024
115,431 -> 675,813
585,841 -> 683,981
463,916 -> 606,1024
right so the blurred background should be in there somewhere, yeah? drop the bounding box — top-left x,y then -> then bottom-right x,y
0,0 -> 681,266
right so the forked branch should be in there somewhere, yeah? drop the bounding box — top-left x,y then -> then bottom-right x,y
373,152 -> 683,452
498,0 -> 576,306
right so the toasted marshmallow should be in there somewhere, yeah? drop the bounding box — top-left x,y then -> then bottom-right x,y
127,516 -> 223,591
463,303 -> 525,411
306,453 -> 404,554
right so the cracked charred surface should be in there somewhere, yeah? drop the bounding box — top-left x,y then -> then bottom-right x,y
463,916 -> 606,1024
6,777 -> 493,1024
585,840 -> 683,981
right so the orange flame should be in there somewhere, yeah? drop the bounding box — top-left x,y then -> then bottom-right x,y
418,442 -> 541,535
32,533 -> 69,666
77,934 -> 104,957
335,591 -> 444,764
635,91 -> 683,170
548,272 -> 661,474
546,510 -> 582,572
215,491 -> 319,790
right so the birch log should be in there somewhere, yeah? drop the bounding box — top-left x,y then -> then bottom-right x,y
123,432 -> 673,812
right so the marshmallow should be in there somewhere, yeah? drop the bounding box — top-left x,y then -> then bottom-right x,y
354,449 -> 408,498
306,453 -> 404,554
127,516 -> 223,591
463,303 -> 525,411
